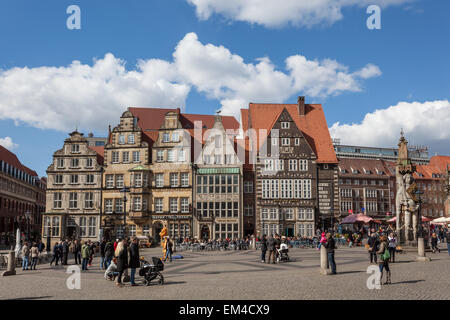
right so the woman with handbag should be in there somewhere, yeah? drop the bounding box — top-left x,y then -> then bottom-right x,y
377,235 -> 391,285
114,238 -> 128,287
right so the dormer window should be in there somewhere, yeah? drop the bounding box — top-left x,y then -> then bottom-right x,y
71,144 -> 80,153
281,122 -> 290,129
351,167 -> 358,174
339,167 -> 346,173
163,133 -> 170,143
128,134 -> 135,144
118,134 -> 125,145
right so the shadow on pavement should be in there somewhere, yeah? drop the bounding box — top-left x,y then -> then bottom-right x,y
392,279 -> 425,285
8,296 -> 53,300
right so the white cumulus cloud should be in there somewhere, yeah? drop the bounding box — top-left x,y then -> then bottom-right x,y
186,0 -> 415,28
0,32 -> 381,131
0,137 -> 19,150
329,100 -> 450,154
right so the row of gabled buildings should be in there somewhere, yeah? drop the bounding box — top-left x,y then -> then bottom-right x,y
41,97 -> 450,246
42,97 -> 340,245
0,145 -> 46,244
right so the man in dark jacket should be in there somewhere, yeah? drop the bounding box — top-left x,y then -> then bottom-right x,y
104,240 -> 114,268
260,235 -> 267,263
267,235 -> 276,264
62,240 -> 69,265
129,237 -> 140,286
100,238 -> 107,270
274,234 -> 281,262
57,242 -> 64,265
368,233 -> 379,263
73,240 -> 81,264
324,233 -> 337,274
50,242 -> 60,266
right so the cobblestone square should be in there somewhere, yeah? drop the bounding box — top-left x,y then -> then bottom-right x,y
1,245 -> 449,300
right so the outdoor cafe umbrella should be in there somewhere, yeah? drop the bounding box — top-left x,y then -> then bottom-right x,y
387,216 -> 432,223
340,213 -> 373,224
431,217 -> 450,224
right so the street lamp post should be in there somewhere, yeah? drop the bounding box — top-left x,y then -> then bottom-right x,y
24,211 -> 31,242
120,187 -> 130,239
414,189 -> 430,262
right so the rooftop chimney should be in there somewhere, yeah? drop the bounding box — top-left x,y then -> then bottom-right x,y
298,96 -> 305,116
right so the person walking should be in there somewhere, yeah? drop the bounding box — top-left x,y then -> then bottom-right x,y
100,238 -> 107,270
57,241 -> 64,265
163,237 -> 173,262
37,240 -> 45,253
274,234 -> 281,262
387,233 -> 397,263
324,233 -> 337,275
446,228 -> 450,256
30,243 -> 39,270
377,235 -> 391,285
50,242 -> 60,266
104,239 -> 114,269
81,241 -> 90,271
368,233 -> 379,264
115,238 -> 128,287
73,240 -> 81,265
62,239 -> 69,265
21,242 -> 30,271
128,237 -> 140,286
267,235 -> 276,264
260,235 -> 267,263
431,233 -> 440,253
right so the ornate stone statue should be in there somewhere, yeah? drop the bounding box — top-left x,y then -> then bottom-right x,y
395,132 -> 418,245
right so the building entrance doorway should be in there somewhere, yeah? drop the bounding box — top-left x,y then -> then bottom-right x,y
66,226 -> 76,240
285,227 -> 294,237
201,225 -> 210,240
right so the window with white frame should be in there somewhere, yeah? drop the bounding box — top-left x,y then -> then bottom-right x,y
306,224 -> 313,237
69,193 -> 78,209
84,192 -> 94,209
261,208 -> 269,220
285,208 -> 294,220
118,134 -> 125,145
275,159 -> 284,171
299,160 -> 308,171
295,138 -> 300,146
289,159 -> 297,171
181,198 -> 189,213
281,138 -> 290,146
105,199 -> 113,213
157,150 -> 164,162
106,175 -> 114,188
366,189 -> 377,198
70,174 -> 79,184
53,193 -> 62,208
167,150 -> 174,162
79,217 -> 87,237
111,152 -> 119,163
86,158 -> 93,167
143,225 -> 150,236
170,198 -> 178,213
340,188 -> 352,198
306,208 -> 313,220
133,173 -> 142,187
170,173 -> 179,187
181,173 -> 189,187
57,158 -> 64,168
128,134 -> 135,144
341,201 -> 352,212
115,174 -> 124,188
298,208 -> 305,220
178,148 -> 185,162
155,173 -> 164,187
115,199 -> 123,213
225,154 -> 232,164
71,144 -> 80,153
172,132 -> 179,142
281,122 -> 290,129
133,151 -> 140,163
163,132 -> 170,142
298,224 -> 305,236
55,174 -> 63,184
122,151 -> 130,163
244,181 -> 253,193
129,224 -> 136,237
88,217 -> 97,237
133,197 -> 142,211
155,198 -> 163,213
70,158 -> 80,168
271,179 -> 279,198
86,174 -> 95,184
264,159 -> 274,172
367,201 -> 377,212
269,208 -> 278,220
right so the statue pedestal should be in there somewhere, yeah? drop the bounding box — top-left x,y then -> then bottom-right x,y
415,237 -> 431,262
1,251 -> 16,277
319,246 -> 331,275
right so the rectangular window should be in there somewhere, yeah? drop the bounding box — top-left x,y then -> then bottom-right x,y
244,205 -> 253,216
225,154 -> 232,164
115,199 -> 123,213
129,224 -> 136,237
128,134 -> 135,144
244,181 -> 253,193
133,197 -> 142,211
57,158 -> 64,168
281,138 -> 290,146
70,174 -> 79,184
270,208 -> 277,220
86,174 -> 94,184
88,217 -> 97,237
115,174 -> 124,188
289,159 -> 298,171
167,150 -> 174,162
80,217 -> 87,237
172,132 -> 179,142
178,148 -> 185,162
285,208 -> 294,220
84,192 -> 94,209
118,134 -> 125,145
181,198 -> 189,213
170,198 -> 178,213
155,173 -> 164,187
203,155 -> 211,164
69,193 -> 78,209
105,199 -> 113,213
299,160 -> 308,171
133,173 -> 142,187
53,193 -> 62,208
71,144 -> 80,153
70,158 -> 80,168
163,132 -> 170,142
155,198 -> 163,213
181,173 -> 189,187
170,173 -> 179,187
106,175 -> 114,188
157,150 -> 164,162
214,155 -> 222,164
295,138 -> 300,146
306,208 -> 313,220
122,151 -> 130,163
111,152 -> 119,164
133,151 -> 140,163
233,202 -> 238,217
281,122 -> 290,129
55,174 -> 63,184
86,158 -> 93,167
275,159 -> 284,171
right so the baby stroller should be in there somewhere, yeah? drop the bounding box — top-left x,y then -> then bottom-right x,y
139,257 -> 164,286
277,243 -> 290,262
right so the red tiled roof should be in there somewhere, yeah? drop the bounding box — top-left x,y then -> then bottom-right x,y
414,164 -> 443,180
88,146 -> 105,165
243,103 -> 338,163
338,158 -> 389,177
429,155 -> 450,173
0,145 -> 38,177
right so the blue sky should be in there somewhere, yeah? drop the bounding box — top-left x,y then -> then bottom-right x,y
0,0 -> 449,177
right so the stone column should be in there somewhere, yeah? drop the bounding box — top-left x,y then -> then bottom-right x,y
412,213 -> 418,242
2,251 -> 16,276
405,210 -> 411,241
320,245 -> 330,275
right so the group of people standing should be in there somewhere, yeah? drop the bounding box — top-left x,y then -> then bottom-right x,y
20,242 -> 40,270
